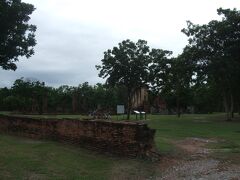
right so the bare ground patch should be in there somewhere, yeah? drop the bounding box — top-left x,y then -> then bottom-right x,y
110,160 -> 155,180
157,137 -> 240,180
173,137 -> 216,157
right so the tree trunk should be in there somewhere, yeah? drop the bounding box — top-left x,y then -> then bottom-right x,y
127,87 -> 135,120
230,93 -> 234,119
38,98 -> 43,115
176,81 -> 181,118
43,93 -> 48,113
223,91 -> 231,121
127,92 -> 132,120
176,96 -> 181,118
72,92 -> 77,113
238,102 -> 240,115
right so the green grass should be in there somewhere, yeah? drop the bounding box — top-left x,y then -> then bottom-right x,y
0,113 -> 240,179
147,114 -> 240,155
0,135 -> 155,179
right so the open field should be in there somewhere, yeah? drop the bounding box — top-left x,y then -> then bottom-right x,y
148,114 -> 240,154
0,113 -> 240,179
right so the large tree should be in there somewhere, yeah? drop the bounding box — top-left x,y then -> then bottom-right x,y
182,8 -> 240,120
0,0 -> 36,70
96,39 -> 150,119
149,49 -> 194,117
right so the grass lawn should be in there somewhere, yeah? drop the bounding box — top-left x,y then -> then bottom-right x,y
0,135 -> 155,179
0,113 -> 239,179
147,114 -> 240,154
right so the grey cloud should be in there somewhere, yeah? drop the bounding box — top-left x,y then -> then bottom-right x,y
0,18 -> 113,88
0,67 -> 104,88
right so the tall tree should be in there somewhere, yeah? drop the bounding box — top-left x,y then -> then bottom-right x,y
149,49 -> 194,117
96,39 -> 150,119
182,8 -> 240,120
0,0 -> 36,70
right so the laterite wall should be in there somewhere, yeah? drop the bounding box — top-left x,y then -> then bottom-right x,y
0,115 -> 156,157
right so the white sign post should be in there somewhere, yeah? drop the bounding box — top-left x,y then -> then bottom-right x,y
117,105 -> 124,120
117,105 -> 124,114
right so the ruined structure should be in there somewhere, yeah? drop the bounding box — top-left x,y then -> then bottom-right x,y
0,115 -> 156,157
131,87 -> 149,112
131,87 -> 167,113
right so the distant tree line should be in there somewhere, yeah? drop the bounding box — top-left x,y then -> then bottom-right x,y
0,78 -> 127,114
0,75 -> 227,116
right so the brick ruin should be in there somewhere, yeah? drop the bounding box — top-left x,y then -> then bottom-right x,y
0,115 -> 156,158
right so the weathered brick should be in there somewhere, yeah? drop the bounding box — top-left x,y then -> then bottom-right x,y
0,115 -> 156,157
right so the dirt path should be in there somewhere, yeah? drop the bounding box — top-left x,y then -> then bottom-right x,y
157,137 -> 240,180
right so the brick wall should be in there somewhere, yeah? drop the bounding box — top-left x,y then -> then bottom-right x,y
0,115 -> 156,157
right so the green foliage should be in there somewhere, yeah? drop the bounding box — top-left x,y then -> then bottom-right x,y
0,0 -> 36,70
96,40 -> 182,118
96,39 -> 150,88
149,48 -> 172,93
182,8 -> 240,119
0,78 -> 127,114
96,39 -> 151,119
149,50 -> 194,116
0,78 -> 47,114
2,95 -> 22,110
192,81 -> 222,113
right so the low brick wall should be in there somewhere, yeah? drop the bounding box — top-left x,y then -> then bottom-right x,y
0,115 -> 156,157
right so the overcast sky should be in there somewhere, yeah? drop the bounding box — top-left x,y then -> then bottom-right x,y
0,0 -> 239,88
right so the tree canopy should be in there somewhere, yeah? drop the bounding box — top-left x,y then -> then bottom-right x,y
0,0 -> 36,70
96,39 -> 151,119
182,8 -> 240,120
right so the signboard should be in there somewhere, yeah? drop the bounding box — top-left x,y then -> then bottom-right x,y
133,110 -> 140,114
117,105 -> 124,114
